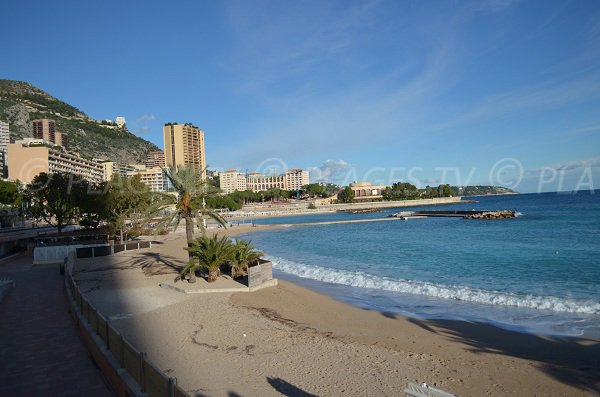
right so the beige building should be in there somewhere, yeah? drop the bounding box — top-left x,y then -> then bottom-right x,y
221,168 -> 310,193
127,167 -> 167,192
101,161 -> 141,181
349,182 -> 387,200
145,150 -> 165,169
32,119 -> 68,148
7,143 -> 103,184
32,119 -> 56,142
163,123 -> 206,180
285,168 -> 310,191
220,170 -> 248,194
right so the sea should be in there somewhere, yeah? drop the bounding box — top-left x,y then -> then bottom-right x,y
239,191 -> 600,338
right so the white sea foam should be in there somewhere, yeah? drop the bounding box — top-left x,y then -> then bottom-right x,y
268,256 -> 600,315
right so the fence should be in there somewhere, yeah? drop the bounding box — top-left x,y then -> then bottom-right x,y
63,253 -> 189,397
76,241 -> 151,258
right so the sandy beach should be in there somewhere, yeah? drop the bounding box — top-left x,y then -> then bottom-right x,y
72,226 -> 600,397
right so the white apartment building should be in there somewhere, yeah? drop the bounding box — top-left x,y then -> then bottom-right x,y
0,120 -> 9,152
127,167 -> 172,192
0,120 -> 9,177
102,161 -> 145,181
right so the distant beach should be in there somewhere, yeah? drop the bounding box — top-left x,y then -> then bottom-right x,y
73,214 -> 600,396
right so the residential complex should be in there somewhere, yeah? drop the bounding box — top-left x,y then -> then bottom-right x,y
127,167 -> 171,192
0,120 -> 9,177
220,168 -> 309,194
163,123 -> 206,180
101,161 -> 144,182
145,150 -> 166,169
32,118 -> 68,148
7,142 -> 103,184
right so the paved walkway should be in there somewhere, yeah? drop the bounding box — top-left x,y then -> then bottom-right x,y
0,255 -> 113,396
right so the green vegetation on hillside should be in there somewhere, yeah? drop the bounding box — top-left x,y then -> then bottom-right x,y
0,79 -> 159,164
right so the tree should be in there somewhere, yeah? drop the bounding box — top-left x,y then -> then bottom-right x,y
184,234 -> 234,282
383,182 -> 419,201
229,240 -> 264,278
438,184 -> 453,197
106,174 -> 152,243
339,186 -> 354,203
152,167 -> 227,282
303,183 -> 327,198
26,172 -> 82,233
0,180 -> 23,207
77,181 -> 109,229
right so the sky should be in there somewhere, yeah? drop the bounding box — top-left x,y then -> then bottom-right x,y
2,0 -> 600,193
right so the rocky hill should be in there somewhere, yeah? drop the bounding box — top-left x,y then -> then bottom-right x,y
0,79 -> 159,164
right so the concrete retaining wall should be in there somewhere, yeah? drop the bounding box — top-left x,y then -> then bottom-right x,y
248,260 -> 273,288
63,251 -> 188,397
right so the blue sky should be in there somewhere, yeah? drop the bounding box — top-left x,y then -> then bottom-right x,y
2,0 -> 600,193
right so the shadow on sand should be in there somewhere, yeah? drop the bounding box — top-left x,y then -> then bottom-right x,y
267,377 -> 318,397
406,317 -> 600,394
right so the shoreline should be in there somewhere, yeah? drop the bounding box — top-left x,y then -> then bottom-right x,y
72,229 -> 600,396
226,196 -> 470,220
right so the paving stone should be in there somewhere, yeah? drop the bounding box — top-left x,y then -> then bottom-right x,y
0,256 -> 113,396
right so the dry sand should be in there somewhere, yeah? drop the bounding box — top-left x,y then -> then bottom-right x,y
73,227 -> 600,397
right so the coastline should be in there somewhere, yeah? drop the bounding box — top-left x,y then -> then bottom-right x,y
72,228 -> 600,396
226,196 -> 470,220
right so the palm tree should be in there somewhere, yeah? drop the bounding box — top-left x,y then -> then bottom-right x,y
230,240 -> 264,279
151,166 -> 227,282
184,234 -> 234,282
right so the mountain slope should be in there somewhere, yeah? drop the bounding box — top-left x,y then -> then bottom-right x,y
0,79 -> 159,164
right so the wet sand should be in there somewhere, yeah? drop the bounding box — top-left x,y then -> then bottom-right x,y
73,228 -> 600,396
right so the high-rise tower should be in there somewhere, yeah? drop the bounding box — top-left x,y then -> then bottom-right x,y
163,123 -> 206,180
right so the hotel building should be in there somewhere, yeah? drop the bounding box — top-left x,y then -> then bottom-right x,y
220,170 -> 249,193
163,123 -> 206,180
220,168 -> 309,194
7,142 -> 103,184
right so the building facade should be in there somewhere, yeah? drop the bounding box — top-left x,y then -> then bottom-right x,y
349,182 -> 387,200
220,170 -> 249,193
7,143 -> 103,184
145,150 -> 166,169
32,119 -> 56,142
127,167 -> 169,192
220,168 -> 309,194
0,120 -> 9,178
32,119 -> 68,148
163,123 -> 206,180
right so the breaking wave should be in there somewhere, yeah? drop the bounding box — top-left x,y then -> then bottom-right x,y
268,256 -> 600,315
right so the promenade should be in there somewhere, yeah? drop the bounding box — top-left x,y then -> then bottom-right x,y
0,255 -> 113,396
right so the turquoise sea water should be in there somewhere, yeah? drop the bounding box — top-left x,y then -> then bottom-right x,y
241,191 -> 600,337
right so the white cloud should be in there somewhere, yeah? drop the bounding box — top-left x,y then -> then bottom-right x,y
528,157 -> 600,175
132,113 -> 156,134
308,160 -> 354,184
